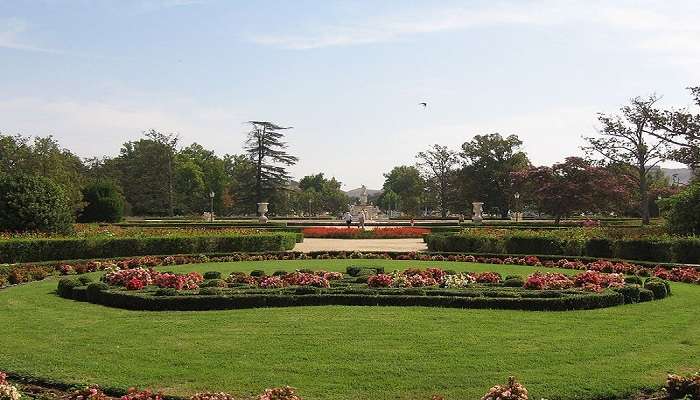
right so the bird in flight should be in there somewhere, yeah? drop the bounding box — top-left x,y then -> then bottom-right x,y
418,102 -> 427,108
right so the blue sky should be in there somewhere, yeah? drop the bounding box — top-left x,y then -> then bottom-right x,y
1,0 -> 698,189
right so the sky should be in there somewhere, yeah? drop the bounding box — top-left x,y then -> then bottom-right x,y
1,0 -> 699,190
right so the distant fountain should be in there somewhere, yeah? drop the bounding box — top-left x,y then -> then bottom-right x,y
349,185 -> 382,221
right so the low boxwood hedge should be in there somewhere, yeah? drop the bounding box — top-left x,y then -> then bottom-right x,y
58,284 -> 625,312
425,232 -> 700,264
0,233 -> 298,263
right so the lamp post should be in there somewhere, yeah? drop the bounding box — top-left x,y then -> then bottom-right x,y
209,191 -> 215,222
514,192 -> 520,222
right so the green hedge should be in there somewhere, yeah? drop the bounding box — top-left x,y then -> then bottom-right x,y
59,285 -> 624,312
0,233 -> 298,263
426,233 -> 700,263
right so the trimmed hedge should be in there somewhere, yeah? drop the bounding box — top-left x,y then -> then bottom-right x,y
426,233 -> 700,264
0,233 -> 298,263
58,285 -> 625,312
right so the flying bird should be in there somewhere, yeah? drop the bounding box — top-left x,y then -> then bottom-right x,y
418,102 -> 427,108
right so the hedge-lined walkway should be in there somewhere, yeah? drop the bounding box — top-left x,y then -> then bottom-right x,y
293,238 -> 427,252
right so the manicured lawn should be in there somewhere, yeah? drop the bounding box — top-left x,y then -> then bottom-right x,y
1,259 -> 698,400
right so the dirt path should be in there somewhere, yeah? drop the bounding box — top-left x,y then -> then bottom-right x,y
293,238 -> 427,253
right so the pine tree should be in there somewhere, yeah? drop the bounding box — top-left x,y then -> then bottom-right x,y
244,121 -> 299,206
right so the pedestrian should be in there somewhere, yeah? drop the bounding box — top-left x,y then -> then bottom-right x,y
359,211 -> 366,229
343,211 -> 353,227
410,217 -> 415,227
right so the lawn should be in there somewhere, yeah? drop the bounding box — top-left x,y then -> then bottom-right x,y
0,259 -> 698,400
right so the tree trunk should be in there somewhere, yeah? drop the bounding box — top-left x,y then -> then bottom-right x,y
640,170 -> 650,225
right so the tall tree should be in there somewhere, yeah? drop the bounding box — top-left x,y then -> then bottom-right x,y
296,173 -> 349,216
380,166 -> 424,216
223,154 -> 257,215
416,144 -> 459,217
645,86 -> 700,172
460,133 -> 530,218
584,96 -> 671,224
179,143 -> 229,214
243,121 -> 299,206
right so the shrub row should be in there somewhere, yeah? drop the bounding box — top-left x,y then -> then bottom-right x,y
0,233 -> 299,263
58,283 -> 625,312
425,233 -> 700,263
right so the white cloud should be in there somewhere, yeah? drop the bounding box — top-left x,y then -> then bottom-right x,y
0,17 -> 61,53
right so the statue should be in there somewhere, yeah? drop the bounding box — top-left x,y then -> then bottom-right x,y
472,202 -> 483,224
360,185 -> 368,206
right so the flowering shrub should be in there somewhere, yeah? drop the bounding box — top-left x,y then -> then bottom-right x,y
260,276 -> 286,288
257,386 -> 302,400
321,271 -> 343,280
473,272 -> 502,284
120,388 -> 162,400
125,277 -> 145,290
0,372 -> 20,400
302,227 -> 429,238
189,393 -> 236,400
283,272 -> 330,288
64,386 -> 108,400
154,272 -> 203,290
59,264 -> 75,275
367,274 -> 393,288
226,272 -> 257,285
443,273 -> 476,288
666,371 -> 700,399
105,267 -> 155,286
372,227 -> 430,238
573,270 -> 625,292
523,272 -> 574,290
481,376 -> 528,400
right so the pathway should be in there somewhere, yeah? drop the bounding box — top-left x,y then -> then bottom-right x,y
293,238 -> 427,253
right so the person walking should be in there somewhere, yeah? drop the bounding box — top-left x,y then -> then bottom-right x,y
358,211 -> 366,229
343,211 -> 353,227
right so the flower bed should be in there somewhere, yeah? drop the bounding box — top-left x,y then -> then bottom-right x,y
55,265 -> 668,312
301,227 -> 430,239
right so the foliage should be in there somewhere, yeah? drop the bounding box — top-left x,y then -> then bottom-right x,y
244,121 -> 298,204
416,144 -> 459,217
380,166 -> 425,216
78,180 -> 125,223
0,174 -> 74,233
647,86 -> 700,170
666,371 -> 700,400
481,376 -> 528,400
584,96 -> 671,224
460,133 -> 530,218
301,227 -> 429,239
660,182 -> 700,235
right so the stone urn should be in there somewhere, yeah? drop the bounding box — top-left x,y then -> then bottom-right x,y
472,202 -> 484,225
257,202 -> 269,223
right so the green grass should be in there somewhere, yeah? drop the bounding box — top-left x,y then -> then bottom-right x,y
1,259 -> 698,400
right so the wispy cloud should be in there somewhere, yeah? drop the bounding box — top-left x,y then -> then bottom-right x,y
0,17 -> 62,54
249,0 -> 700,60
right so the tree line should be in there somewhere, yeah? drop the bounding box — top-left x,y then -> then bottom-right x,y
379,86 -> 700,224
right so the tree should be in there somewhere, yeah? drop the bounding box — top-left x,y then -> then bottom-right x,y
381,166 -> 424,216
0,174 -> 74,233
584,96 -> 671,224
113,130 -> 179,216
296,173 -> 349,216
223,154 -> 257,215
512,157 -> 627,223
179,143 -> 229,214
244,121 -> 298,206
78,180 -> 125,223
645,86 -> 700,172
659,182 -> 700,235
0,133 -> 85,212
416,144 -> 459,217
460,134 -> 530,218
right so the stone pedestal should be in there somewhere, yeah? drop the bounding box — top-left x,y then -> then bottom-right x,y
257,202 -> 269,223
472,202 -> 484,224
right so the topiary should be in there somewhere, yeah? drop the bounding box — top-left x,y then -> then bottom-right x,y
503,277 -> 525,287
638,288 -> 655,302
203,271 -> 222,280
624,276 -> 643,285
0,174 -> 74,233
201,279 -> 227,288
198,287 -> 224,296
250,270 -> 266,277
77,180 -> 125,223
86,282 -> 108,301
78,275 -> 93,285
644,281 -> 667,300
346,266 -> 362,276
645,277 -> 672,295
272,270 -> 288,276
57,277 -> 81,298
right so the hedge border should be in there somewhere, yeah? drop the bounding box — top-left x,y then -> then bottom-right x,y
58,284 -> 626,312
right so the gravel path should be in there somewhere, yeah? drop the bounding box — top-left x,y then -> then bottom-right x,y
293,238 -> 427,253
